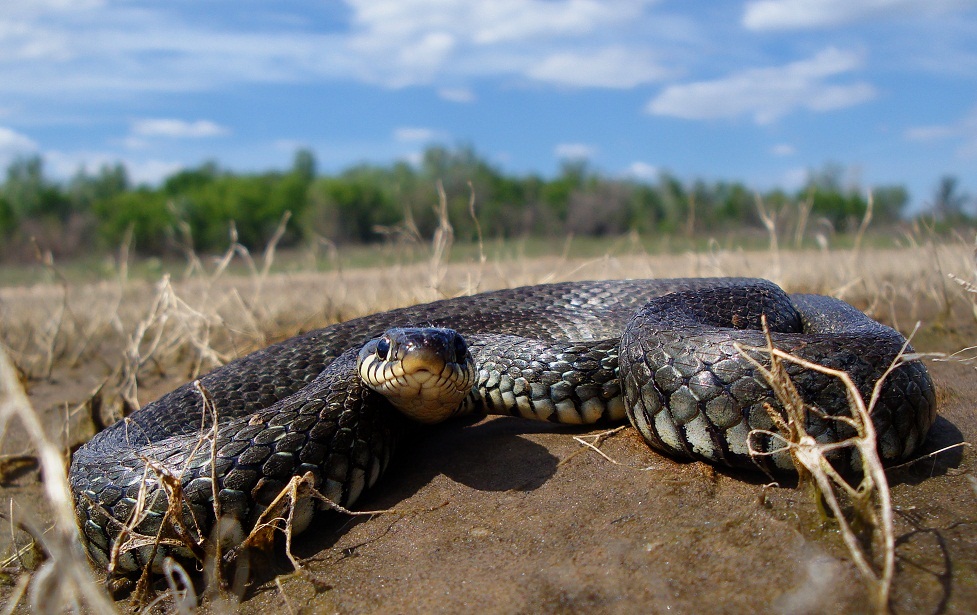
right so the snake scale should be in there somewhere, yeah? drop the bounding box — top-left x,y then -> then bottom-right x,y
68,278 -> 936,573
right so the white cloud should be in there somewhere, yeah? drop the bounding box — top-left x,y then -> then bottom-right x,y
0,6 -> 354,96
274,139 -> 311,152
344,0 -> 661,88
400,151 -> 424,167
125,159 -> 184,185
438,87 -> 476,103
527,46 -> 667,88
131,118 -> 229,138
120,136 -> 149,150
625,161 -> 658,180
905,105 -> 977,157
42,149 -> 107,178
742,0 -> 966,30
0,0 -> 672,100
905,125 -> 956,142
0,126 -> 38,169
393,126 -> 446,143
646,47 -> 875,124
771,143 -> 795,156
554,142 -> 596,159
466,0 -> 630,44
42,149 -> 181,185
0,126 -> 38,154
781,167 -> 808,190
2,0 -> 106,14
347,0 -> 645,49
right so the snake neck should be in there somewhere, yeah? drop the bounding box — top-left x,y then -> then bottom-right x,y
464,333 -> 624,425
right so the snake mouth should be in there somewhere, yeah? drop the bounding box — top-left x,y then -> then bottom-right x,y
358,328 -> 476,424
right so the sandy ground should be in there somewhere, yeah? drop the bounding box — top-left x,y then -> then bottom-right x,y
1,271 -> 975,613
201,353 -> 976,614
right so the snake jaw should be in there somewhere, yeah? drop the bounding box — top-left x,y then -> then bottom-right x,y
358,328 -> 476,424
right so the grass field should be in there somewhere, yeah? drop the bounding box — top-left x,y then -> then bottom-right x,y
0,229 -> 975,613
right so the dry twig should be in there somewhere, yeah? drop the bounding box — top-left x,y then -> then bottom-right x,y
737,318 -> 903,614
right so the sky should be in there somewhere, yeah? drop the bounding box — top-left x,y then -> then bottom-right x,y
0,0 -> 975,211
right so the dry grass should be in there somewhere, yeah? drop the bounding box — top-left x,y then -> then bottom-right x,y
0,203 -> 974,612
0,345 -> 115,613
738,321 -> 908,614
1,237 -> 972,394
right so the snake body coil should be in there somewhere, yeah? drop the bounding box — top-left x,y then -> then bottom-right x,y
69,278 -> 936,572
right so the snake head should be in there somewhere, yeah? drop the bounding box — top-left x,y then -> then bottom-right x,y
358,327 -> 476,424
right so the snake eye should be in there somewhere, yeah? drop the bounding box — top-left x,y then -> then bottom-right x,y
375,337 -> 390,361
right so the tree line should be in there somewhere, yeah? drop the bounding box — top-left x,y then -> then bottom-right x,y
0,145 -> 971,260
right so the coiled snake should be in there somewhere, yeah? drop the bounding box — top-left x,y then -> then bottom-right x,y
68,278 -> 936,573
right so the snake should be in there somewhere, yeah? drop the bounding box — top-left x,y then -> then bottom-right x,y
68,278 -> 936,574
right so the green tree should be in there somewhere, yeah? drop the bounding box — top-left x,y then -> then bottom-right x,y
566,179 -> 634,236
413,144 -> 508,240
163,162 -> 220,196
69,163 -> 129,213
540,160 -> 588,227
0,193 -> 13,235
628,183 -> 664,233
94,189 -> 174,252
304,173 -> 400,243
3,155 -> 68,221
715,182 -> 758,227
291,148 -> 317,183
930,175 -> 970,221
807,187 -> 867,231
871,185 -> 908,224
800,163 -> 869,231
657,171 -> 688,233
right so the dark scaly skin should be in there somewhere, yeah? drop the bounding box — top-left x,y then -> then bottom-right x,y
618,283 -> 935,473
70,349 -> 405,572
68,278 -> 937,572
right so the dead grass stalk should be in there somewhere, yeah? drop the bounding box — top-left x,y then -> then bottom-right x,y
1,209 -> 975,611
0,345 -> 115,612
738,318 -> 910,614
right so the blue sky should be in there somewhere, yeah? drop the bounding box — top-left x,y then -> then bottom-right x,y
1,0 -> 975,211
